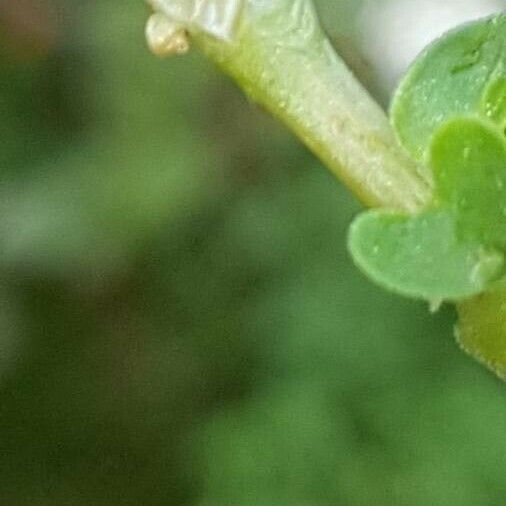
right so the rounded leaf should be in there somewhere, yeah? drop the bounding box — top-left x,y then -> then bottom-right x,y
349,210 -> 503,301
392,13 -> 506,161
431,117 -> 506,249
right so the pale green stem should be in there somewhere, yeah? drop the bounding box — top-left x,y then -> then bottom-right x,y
148,0 -> 432,212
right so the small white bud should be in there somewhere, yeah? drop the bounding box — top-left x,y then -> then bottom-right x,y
146,12 -> 190,57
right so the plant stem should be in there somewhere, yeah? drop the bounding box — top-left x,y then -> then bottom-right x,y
147,1 -> 506,381
184,0 -> 432,212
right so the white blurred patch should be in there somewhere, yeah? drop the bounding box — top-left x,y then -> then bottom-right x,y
358,0 -> 505,96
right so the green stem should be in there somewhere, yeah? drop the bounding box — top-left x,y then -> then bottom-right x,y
186,0 -> 432,212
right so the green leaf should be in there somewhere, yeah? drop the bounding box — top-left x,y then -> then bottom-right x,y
391,13 -> 506,162
349,116 -> 506,301
349,210 -> 503,301
481,76 -> 506,129
431,118 -> 506,248
457,286 -> 506,380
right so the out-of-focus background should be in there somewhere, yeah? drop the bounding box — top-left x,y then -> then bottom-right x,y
1,0 -> 505,504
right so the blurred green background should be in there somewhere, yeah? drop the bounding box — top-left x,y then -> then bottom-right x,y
1,1 -> 505,504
